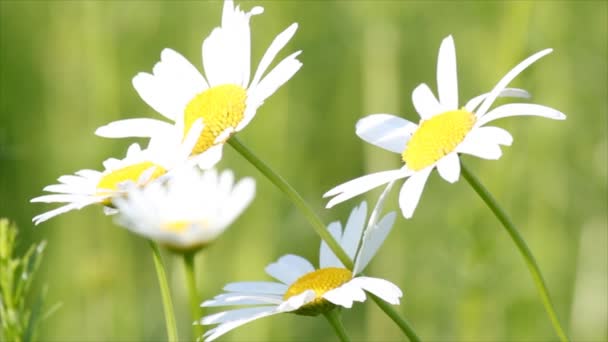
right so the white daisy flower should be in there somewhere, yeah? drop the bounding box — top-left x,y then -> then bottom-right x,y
200,193 -> 401,341
111,166 -> 255,252
30,121 -> 203,225
95,0 -> 302,168
324,35 -> 566,219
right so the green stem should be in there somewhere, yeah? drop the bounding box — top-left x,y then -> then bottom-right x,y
324,310 -> 351,342
460,163 -> 569,342
228,137 -> 421,342
183,252 -> 203,340
228,137 -> 352,269
149,241 -> 178,342
369,294 -> 421,342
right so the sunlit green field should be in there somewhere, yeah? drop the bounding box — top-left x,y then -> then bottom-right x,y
1,1 -> 606,341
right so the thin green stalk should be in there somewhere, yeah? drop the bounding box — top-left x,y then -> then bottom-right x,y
324,310 -> 351,342
183,252 -> 203,340
149,241 -> 178,342
460,163 -> 569,342
228,137 -> 352,269
228,137 -> 421,342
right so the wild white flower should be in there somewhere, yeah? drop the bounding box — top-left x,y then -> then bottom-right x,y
96,0 -> 302,168
200,188 -> 400,341
30,121 -> 202,225
112,167 -> 255,252
324,35 -> 566,219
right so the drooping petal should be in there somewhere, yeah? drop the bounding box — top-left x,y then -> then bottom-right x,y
412,83 -> 444,119
223,281 -> 287,295
356,114 -> 417,154
202,307 -> 280,342
202,293 -> 283,307
437,35 -> 458,109
398,167 -> 432,219
476,103 -> 566,127
436,152 -> 460,183
323,281 -> 367,308
475,49 -> 553,118
350,276 -> 402,305
324,168 -> 411,209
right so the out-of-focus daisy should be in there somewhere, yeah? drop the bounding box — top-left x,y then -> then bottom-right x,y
30,121 -> 202,225
200,197 -> 400,341
324,35 -> 566,219
112,167 -> 255,252
96,0 -> 302,168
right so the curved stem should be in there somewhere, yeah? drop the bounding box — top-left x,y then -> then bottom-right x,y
149,241 -> 178,342
460,163 -> 569,342
183,252 -> 203,340
228,137 -> 421,342
324,309 -> 351,342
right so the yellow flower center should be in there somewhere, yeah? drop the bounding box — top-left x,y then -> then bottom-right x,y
183,84 -> 247,154
284,267 -> 353,316
402,109 -> 476,171
161,220 -> 190,233
96,161 -> 166,204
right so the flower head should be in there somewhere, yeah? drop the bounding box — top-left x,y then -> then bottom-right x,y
112,167 -> 255,252
200,193 -> 401,341
30,121 -> 202,225
324,35 -> 566,219
95,0 -> 302,168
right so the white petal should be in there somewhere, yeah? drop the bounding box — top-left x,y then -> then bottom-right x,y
477,103 -> 566,127
202,308 -> 279,342
323,281 -> 366,309
277,290 -> 315,311
223,281 -> 287,295
42,184 -> 86,195
249,23 -> 299,90
476,49 -> 553,117
32,202 -> 84,225
216,176 -> 255,229
133,48 -> 207,120
192,144 -> 224,170
340,201 -> 367,261
456,130 -> 503,160
466,126 -> 513,147
202,293 -> 283,307
356,114 -> 417,154
349,277 -> 402,305
436,152 -> 460,183
464,88 -> 531,112
248,51 -> 302,108
203,306 -> 276,325
95,118 -> 173,139
30,194 -> 95,203
412,83 -> 444,119
354,212 -> 396,275
324,168 -> 411,209
265,254 -> 314,285
319,221 -> 344,269
398,168 -> 432,219
437,35 -> 458,109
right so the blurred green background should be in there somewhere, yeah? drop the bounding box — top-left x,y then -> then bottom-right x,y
1,0 -> 606,341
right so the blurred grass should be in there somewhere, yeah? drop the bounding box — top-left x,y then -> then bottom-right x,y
1,0 -> 606,341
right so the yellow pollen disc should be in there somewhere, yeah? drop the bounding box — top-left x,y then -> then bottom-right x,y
96,162 -> 166,203
402,109 -> 476,171
161,220 -> 190,233
283,267 -> 352,316
184,84 -> 247,154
